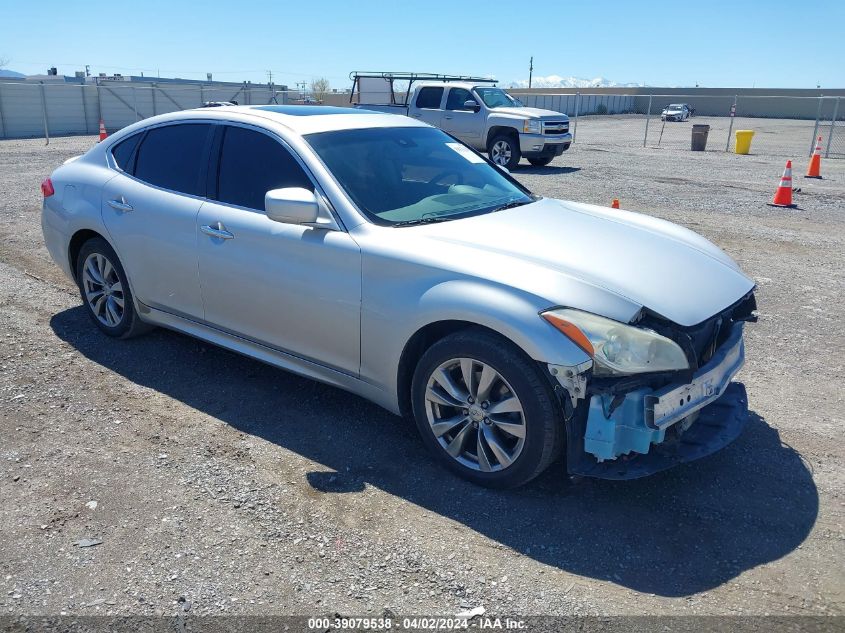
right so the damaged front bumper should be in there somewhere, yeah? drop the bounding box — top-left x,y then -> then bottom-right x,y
550,323 -> 749,480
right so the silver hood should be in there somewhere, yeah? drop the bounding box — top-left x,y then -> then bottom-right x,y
490,106 -> 568,119
408,198 -> 755,327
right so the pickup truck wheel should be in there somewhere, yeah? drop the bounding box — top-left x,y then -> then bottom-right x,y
528,156 -> 554,167
488,134 -> 521,170
75,237 -> 153,339
411,329 -> 563,489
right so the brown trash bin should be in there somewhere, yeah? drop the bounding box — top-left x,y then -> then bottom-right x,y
691,124 -> 710,151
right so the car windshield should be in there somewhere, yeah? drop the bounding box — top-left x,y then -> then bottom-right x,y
474,87 -> 521,108
668,104 -> 684,109
306,126 -> 533,226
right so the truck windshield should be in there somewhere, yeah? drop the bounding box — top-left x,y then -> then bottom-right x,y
306,126 -> 532,226
474,87 -> 521,108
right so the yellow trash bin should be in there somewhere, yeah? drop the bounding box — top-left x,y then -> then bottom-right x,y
735,130 -> 755,154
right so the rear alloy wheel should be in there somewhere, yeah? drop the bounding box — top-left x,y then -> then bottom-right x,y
488,134 -> 521,170
76,237 -> 152,338
411,329 -> 563,488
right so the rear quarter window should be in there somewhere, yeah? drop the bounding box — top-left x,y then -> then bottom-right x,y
111,133 -> 142,173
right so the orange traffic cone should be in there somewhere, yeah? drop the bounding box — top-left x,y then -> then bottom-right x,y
805,135 -> 823,179
769,160 -> 797,208
98,119 -> 107,142
611,198 -> 620,209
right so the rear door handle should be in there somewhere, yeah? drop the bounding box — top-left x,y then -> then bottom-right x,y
201,223 -> 234,240
444,115 -> 453,120
107,197 -> 133,212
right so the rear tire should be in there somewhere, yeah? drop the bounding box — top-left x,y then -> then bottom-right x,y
528,156 -> 554,167
488,133 -> 521,170
75,237 -> 152,339
411,329 -> 563,488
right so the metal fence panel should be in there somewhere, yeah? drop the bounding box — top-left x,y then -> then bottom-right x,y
818,96 -> 843,158
100,85 -> 145,131
1,82 -> 843,161
42,84 -> 85,136
1,82 -> 45,137
824,118 -> 844,157
520,93 -> 635,117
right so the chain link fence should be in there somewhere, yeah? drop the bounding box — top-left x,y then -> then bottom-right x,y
519,92 -> 844,158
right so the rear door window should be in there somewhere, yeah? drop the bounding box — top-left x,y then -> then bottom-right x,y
134,124 -> 212,195
215,126 -> 313,211
415,87 -> 444,109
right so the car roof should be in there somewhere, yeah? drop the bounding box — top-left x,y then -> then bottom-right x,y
111,104 -> 430,138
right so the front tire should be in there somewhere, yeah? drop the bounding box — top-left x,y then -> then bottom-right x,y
528,156 -> 554,167
411,329 -> 563,488
75,237 -> 152,339
488,134 -> 521,170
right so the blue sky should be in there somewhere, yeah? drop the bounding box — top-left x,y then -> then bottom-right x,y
2,0 -> 843,88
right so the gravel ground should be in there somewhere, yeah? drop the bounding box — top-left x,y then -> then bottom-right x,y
0,125 -> 843,620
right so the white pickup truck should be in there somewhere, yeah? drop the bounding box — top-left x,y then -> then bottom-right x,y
350,72 -> 572,169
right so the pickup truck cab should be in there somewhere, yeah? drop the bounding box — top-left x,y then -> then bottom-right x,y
351,73 -> 572,169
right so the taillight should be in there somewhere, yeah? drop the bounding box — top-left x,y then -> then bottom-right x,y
41,178 -> 55,197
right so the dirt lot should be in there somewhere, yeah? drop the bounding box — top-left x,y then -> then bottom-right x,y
1,123 -> 843,621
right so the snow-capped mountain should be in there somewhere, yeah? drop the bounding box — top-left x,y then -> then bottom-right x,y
510,75 -> 643,89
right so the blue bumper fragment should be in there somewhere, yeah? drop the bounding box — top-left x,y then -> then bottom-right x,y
568,382 -> 749,480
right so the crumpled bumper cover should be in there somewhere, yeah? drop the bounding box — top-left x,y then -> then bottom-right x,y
567,382 -> 749,480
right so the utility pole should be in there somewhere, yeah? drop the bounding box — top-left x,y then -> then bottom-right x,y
267,70 -> 273,85
528,56 -> 533,89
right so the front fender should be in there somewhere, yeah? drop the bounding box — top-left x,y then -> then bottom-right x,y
359,277 -> 592,412
414,280 -> 592,366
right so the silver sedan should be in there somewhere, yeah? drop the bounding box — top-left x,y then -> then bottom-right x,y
41,105 -> 756,488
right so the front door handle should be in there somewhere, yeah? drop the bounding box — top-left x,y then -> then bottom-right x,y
201,223 -> 234,240
444,115 -> 453,120
107,197 -> 133,212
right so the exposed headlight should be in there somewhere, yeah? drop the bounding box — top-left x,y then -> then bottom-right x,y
541,308 -> 690,376
523,119 -> 542,134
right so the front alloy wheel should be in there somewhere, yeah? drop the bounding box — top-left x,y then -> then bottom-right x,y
411,329 -> 563,488
424,357 -> 526,472
488,134 -> 521,170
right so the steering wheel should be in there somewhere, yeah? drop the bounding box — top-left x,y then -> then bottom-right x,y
428,170 -> 463,186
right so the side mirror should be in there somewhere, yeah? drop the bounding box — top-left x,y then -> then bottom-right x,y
464,99 -> 481,112
265,187 -> 319,225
